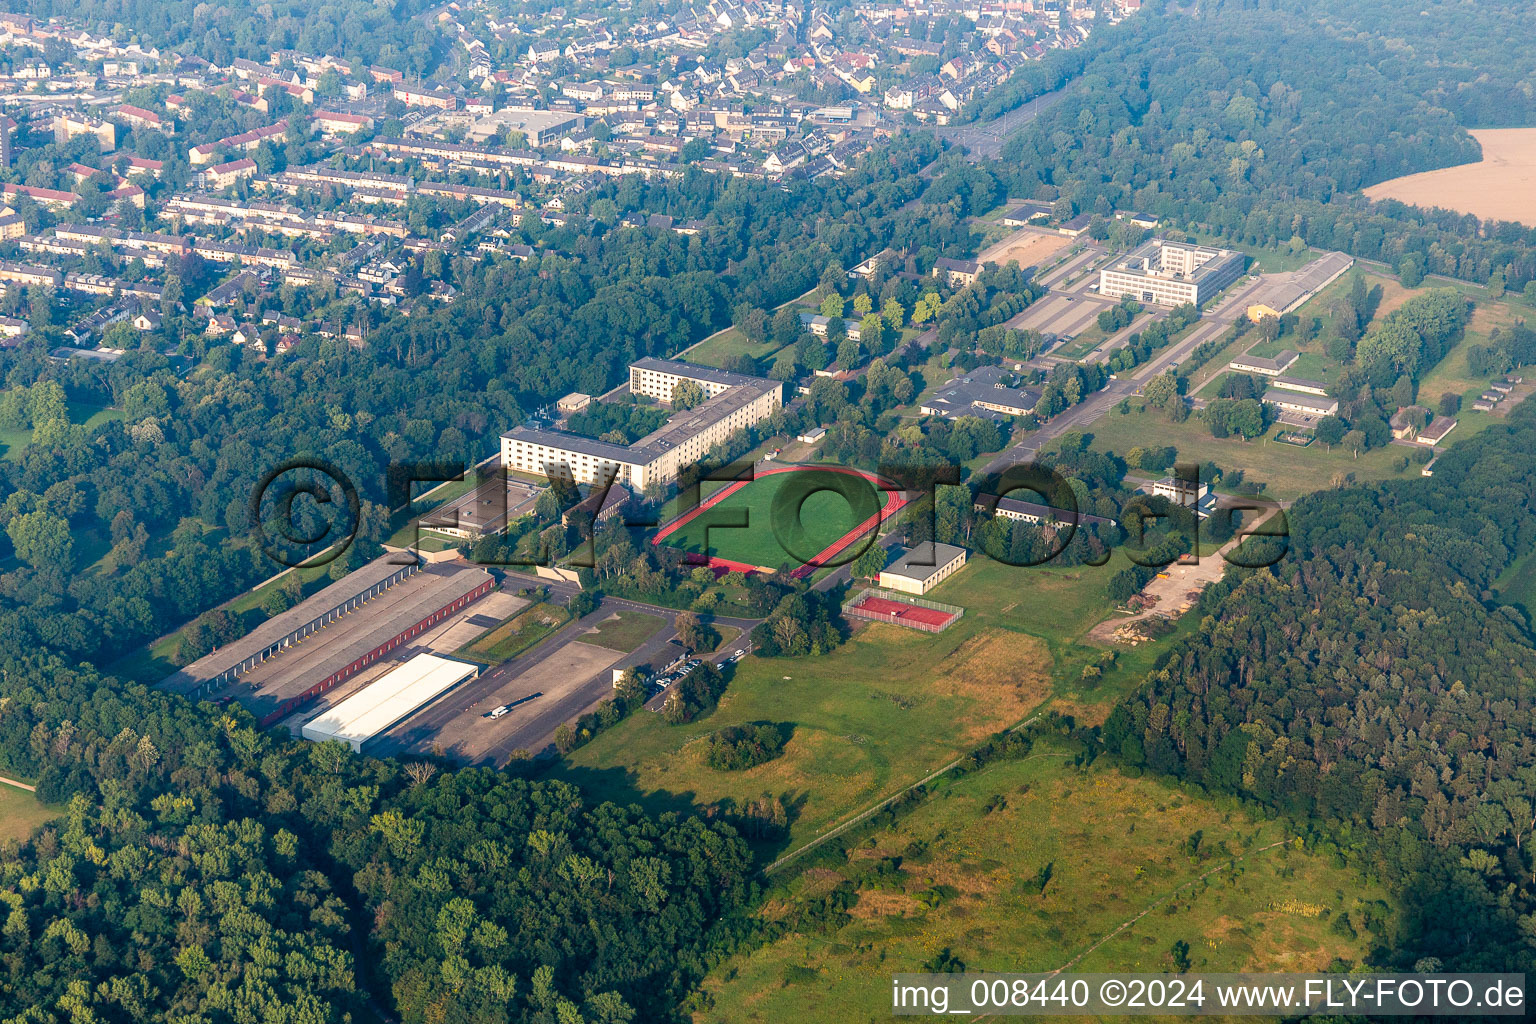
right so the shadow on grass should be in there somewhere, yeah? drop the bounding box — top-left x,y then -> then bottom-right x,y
550,761 -> 808,866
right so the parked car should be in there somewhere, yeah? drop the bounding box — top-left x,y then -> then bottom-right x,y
486,705 -> 510,719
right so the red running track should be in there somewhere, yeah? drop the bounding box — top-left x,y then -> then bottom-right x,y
849,595 -> 958,629
652,464 -> 907,578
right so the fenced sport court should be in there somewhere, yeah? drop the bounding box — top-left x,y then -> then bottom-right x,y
843,588 -> 964,633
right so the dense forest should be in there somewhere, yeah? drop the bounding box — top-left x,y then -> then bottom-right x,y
0,652 -> 752,1022
985,0 -> 1536,290
18,0 -> 448,72
1107,402 -> 1536,971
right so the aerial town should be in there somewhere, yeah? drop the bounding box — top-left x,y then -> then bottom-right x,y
2,0 -> 1535,1021
0,0 -> 1142,361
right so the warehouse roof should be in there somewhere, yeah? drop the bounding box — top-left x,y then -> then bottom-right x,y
232,564 -> 490,711
301,653 -> 478,751
163,552 -> 424,691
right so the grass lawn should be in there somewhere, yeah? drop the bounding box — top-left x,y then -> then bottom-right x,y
552,619 -> 1060,857
697,752 -> 1383,1022
584,611 -> 666,654
1091,401 -> 1417,500
1186,331 -> 1263,397
685,327 -> 783,369
383,474 -> 483,549
0,400 -> 124,460
0,782 -> 61,843
1288,351 -> 1338,383
659,467 -> 884,571
1493,546 -> 1536,618
458,602 -> 569,664
551,551 -> 1206,858
1053,326 -> 1110,361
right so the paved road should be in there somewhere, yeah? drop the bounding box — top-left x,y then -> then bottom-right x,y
932,87 -> 1070,159
374,578 -> 763,763
980,294 -> 1246,476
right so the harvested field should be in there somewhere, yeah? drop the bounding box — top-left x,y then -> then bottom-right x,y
1364,128 -> 1536,227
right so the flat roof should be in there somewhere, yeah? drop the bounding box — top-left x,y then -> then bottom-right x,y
164,552 -> 423,690
883,542 -> 967,582
629,356 -> 770,390
1107,237 -> 1242,284
301,653 -> 478,751
210,565 -> 489,717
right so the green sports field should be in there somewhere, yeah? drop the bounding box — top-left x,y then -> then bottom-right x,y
657,467 -> 885,571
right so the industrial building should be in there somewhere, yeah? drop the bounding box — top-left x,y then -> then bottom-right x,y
502,358 -> 782,490
301,653 -> 479,751
879,542 -> 968,595
161,555 -> 494,726
920,365 -> 1040,421
1099,239 -> 1244,306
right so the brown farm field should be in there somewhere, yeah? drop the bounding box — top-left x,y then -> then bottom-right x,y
1364,128 -> 1536,227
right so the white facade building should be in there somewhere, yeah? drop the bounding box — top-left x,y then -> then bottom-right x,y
1099,239 -> 1243,306
503,359 -> 782,490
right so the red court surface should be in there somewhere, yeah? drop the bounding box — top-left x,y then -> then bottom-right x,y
653,464 -> 907,578
848,595 -> 959,629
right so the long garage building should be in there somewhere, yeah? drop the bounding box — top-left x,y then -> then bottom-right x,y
161,553 -> 494,727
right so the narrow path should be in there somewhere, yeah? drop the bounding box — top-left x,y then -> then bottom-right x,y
763,714 -> 1040,875
0,775 -> 35,792
967,838 -> 1292,1021
1050,839 -> 1289,974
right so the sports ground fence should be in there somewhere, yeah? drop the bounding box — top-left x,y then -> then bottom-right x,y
842,587 -> 965,633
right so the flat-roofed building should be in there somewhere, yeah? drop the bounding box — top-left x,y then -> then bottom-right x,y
1099,238 -> 1243,306
160,555 -> 493,725
301,653 -> 478,751
503,359 -> 782,490
879,541 -> 967,596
